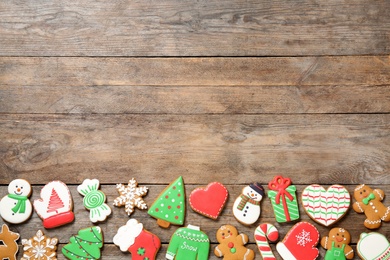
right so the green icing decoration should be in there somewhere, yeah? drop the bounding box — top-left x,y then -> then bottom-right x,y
137,247 -> 146,256
230,248 -> 236,253
62,226 -> 103,260
268,185 -> 300,223
148,176 -> 185,225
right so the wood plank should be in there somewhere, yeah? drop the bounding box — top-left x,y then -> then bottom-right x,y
1,57 -> 390,87
1,84 -> 390,114
0,184 -> 386,259
0,114 -> 388,185
0,0 -> 388,56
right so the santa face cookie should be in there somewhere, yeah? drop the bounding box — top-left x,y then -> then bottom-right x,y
320,227 -> 354,260
302,184 -> 350,226
214,224 -> 255,260
357,232 -> 390,260
78,178 -> 111,223
113,219 -> 161,260
276,221 -> 320,260
0,224 -> 19,260
21,230 -> 58,260
33,181 -> 75,229
189,182 -> 228,220
232,183 -> 264,225
352,184 -> 390,229
0,179 -> 33,224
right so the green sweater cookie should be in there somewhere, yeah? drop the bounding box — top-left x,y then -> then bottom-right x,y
166,225 -> 210,260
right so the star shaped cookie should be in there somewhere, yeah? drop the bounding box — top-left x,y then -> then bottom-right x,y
114,178 -> 148,215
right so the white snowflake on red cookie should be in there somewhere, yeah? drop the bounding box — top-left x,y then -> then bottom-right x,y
21,230 -> 58,260
296,229 -> 312,246
114,178 -> 148,215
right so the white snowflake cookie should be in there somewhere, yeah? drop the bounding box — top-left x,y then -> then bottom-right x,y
114,178 -> 148,216
77,179 -> 112,223
21,230 -> 58,260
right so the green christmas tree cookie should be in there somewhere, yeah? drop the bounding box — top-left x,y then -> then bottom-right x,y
148,176 -> 185,228
62,226 -> 103,260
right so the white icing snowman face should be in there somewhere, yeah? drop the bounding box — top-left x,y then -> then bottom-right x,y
243,186 -> 262,202
8,179 -> 31,196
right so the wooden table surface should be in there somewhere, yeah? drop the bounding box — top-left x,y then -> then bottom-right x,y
1,1 -> 389,259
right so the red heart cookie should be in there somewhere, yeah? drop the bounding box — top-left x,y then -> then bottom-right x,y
189,182 -> 228,220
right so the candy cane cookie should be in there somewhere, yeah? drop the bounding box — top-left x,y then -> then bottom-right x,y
254,223 -> 279,260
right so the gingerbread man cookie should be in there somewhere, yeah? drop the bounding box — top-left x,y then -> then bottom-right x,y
21,230 -> 58,260
214,224 -> 255,260
320,227 -> 354,260
352,184 -> 390,229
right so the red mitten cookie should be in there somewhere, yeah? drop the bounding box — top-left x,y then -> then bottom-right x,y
353,184 -> 390,229
276,222 -> 320,260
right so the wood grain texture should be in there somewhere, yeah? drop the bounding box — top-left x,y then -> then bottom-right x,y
0,114 -> 388,185
0,0 -> 389,56
1,56 -> 390,87
1,84 -> 390,114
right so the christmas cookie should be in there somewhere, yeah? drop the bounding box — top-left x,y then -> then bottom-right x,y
254,223 -> 279,260
166,224 -> 210,260
276,221 -> 320,260
21,230 -> 58,260
0,224 -> 19,260
0,179 -> 33,224
33,180 -> 75,229
148,176 -> 185,228
113,219 -> 161,260
301,184 -> 350,226
214,224 -> 255,260
357,232 -> 390,260
352,184 -> 390,229
113,178 -> 148,216
189,182 -> 228,220
320,227 -> 354,260
78,178 -> 111,223
62,226 -> 103,260
268,175 -> 299,223
232,182 -> 265,225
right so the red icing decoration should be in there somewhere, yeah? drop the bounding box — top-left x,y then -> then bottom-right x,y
189,182 -> 228,220
268,176 -> 294,221
228,242 -> 234,248
128,230 -> 161,260
43,211 -> 74,229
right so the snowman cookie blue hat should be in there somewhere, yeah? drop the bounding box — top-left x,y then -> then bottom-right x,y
233,182 -> 265,225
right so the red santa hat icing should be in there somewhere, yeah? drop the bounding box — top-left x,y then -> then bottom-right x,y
113,219 -> 161,260
276,222 -> 319,260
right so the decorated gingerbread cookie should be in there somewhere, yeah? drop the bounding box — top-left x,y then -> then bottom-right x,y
0,224 -> 19,260
78,178 -> 111,223
276,221 -> 320,260
301,184 -> 350,226
113,178 -> 148,216
268,176 -> 299,223
214,224 -> 255,260
254,223 -> 279,260
148,176 -> 185,228
113,219 -> 161,260
21,230 -> 58,260
232,182 -> 265,225
166,224 -> 210,260
62,226 -> 103,260
189,182 -> 228,220
352,184 -> 390,229
0,179 -> 33,224
357,232 -> 390,260
33,180 -> 75,228
321,227 -> 354,260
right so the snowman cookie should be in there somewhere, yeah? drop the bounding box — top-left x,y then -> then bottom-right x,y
0,179 -> 33,224
34,180 -> 75,228
232,183 -> 265,225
